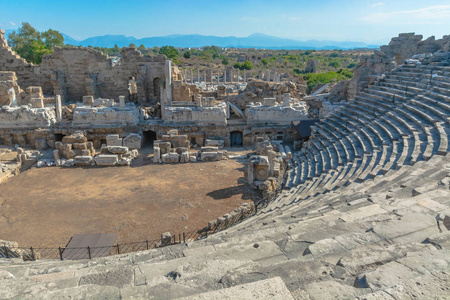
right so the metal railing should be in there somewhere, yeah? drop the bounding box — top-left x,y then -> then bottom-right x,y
1,163 -> 288,262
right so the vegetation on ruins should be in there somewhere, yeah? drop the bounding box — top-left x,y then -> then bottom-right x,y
159,45 -> 180,63
303,69 -> 353,93
8,22 -> 64,64
233,61 -> 253,70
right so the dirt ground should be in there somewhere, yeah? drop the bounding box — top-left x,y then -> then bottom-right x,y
0,149 -> 258,247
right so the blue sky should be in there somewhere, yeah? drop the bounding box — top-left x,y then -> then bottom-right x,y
0,0 -> 449,44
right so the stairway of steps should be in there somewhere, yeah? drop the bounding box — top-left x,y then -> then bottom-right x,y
2,154 -> 449,299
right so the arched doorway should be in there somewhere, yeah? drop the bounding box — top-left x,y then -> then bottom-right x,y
143,130 -> 157,148
230,131 -> 243,147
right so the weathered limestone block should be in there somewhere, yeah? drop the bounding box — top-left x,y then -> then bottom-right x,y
30,98 -> 44,108
94,154 -> 118,166
62,132 -> 87,144
72,106 -> 139,126
73,143 -> 87,150
190,155 -> 197,162
53,150 -> 60,160
81,149 -> 91,156
201,146 -> 219,152
205,139 -> 224,148
106,134 -> 122,147
74,156 -> 94,166
93,98 -> 115,107
175,147 -> 188,154
167,129 -> 179,135
123,133 -> 142,150
35,138 -> 48,150
180,151 -> 189,163
154,141 -> 171,154
0,106 -> 57,128
82,96 -> 94,106
153,147 -> 161,163
161,152 -> 179,163
161,232 -> 171,246
117,158 -> 131,166
201,151 -> 220,161
171,135 -> 189,148
107,146 -> 129,154
65,150 -> 75,159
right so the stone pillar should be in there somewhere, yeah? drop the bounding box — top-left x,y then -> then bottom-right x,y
119,95 -> 125,108
244,70 -> 246,82
161,60 -> 172,119
210,69 -> 213,84
197,69 -> 200,83
237,70 -> 239,83
230,70 -> 233,83
55,95 -> 62,121
184,70 -> 187,84
283,93 -> 290,106
154,147 -> 161,163
190,69 -> 193,84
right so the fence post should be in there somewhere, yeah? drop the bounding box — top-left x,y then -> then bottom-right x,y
59,247 -> 63,260
30,247 -> 35,261
172,235 -> 175,245
183,232 -> 186,243
4,246 -> 9,258
179,234 -> 181,244
146,240 -> 149,250
87,246 -> 91,259
116,244 -> 120,254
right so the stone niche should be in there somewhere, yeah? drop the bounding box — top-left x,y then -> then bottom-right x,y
248,155 -> 270,189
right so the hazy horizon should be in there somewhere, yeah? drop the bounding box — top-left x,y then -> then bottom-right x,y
1,0 -> 449,45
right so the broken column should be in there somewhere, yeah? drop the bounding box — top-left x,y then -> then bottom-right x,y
55,95 -> 62,121
282,93 -> 290,106
153,146 -> 161,163
119,96 -> 125,108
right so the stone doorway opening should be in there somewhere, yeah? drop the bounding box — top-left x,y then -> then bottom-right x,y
230,131 -> 243,147
143,130 -> 157,148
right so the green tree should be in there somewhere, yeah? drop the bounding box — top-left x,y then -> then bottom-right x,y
183,51 -> 191,59
138,44 -> 146,50
129,43 -> 136,48
159,45 -> 180,63
159,45 -> 179,59
261,58 -> 268,65
8,22 -> 64,64
222,57 -> 229,65
40,29 -> 64,49
242,60 -> 253,70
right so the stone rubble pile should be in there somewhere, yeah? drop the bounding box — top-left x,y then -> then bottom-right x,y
153,129 -> 227,164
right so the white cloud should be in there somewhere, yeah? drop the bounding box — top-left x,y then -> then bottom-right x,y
9,21 -> 16,27
362,5 -> 450,24
370,2 -> 384,8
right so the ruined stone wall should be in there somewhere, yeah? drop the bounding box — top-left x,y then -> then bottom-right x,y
0,30 -> 172,103
171,81 -> 200,102
327,33 -> 450,102
0,71 -> 24,106
0,30 -> 39,91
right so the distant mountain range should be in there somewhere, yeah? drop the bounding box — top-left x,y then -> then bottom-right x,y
3,30 -> 380,50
